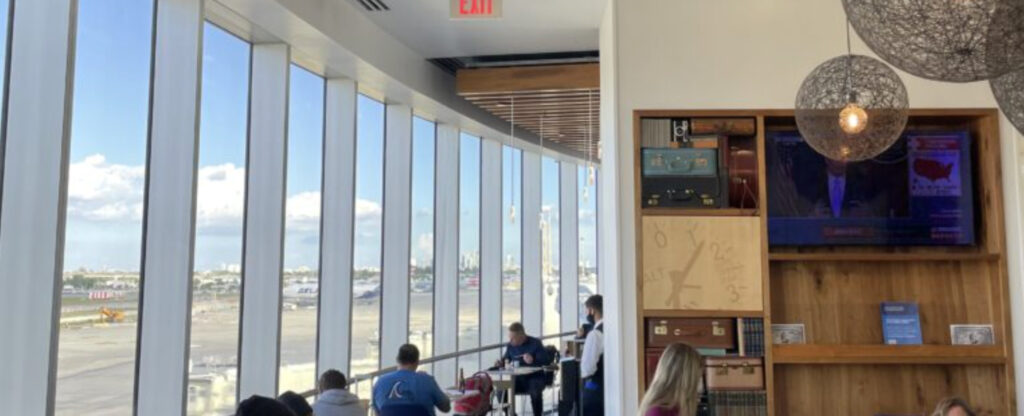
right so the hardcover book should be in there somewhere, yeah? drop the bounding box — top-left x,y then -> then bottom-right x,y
881,302 -> 923,345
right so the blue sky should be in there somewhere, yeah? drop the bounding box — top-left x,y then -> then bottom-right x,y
59,3 -> 596,273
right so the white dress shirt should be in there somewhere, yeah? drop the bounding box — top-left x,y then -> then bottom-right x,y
580,319 -> 604,379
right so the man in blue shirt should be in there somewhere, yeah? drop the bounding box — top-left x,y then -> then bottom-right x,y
493,322 -> 551,416
372,344 -> 451,416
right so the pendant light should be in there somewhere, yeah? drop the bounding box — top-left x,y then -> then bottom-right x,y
508,96 -> 516,224
842,0 -> 1024,83
586,90 -> 596,188
539,113 -> 546,232
795,20 -> 909,162
992,68 -> 1024,136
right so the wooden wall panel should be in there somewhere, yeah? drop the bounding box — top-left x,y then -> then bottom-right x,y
769,261 -> 1004,345
774,365 -> 1007,415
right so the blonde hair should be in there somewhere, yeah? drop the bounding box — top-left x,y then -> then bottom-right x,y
932,397 -> 976,416
639,343 -> 703,415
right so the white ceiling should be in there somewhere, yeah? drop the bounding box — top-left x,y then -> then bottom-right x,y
349,0 -> 605,58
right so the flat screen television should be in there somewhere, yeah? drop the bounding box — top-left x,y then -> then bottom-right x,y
766,129 -> 975,246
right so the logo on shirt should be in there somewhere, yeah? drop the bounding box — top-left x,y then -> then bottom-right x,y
388,382 -> 405,399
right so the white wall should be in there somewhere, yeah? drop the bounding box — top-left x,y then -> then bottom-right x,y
600,0 -> 1024,412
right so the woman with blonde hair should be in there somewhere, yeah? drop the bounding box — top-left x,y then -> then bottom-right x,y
639,343 -> 703,416
932,397 -> 976,416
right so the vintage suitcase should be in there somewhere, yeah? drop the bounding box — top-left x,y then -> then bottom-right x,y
690,117 -> 757,136
704,357 -> 765,391
641,147 -> 729,208
644,348 -> 664,387
646,318 -> 736,349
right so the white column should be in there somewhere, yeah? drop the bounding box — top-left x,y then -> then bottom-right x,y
0,1 -> 76,414
522,152 -> 543,334
237,43 -> 290,399
480,139 -> 503,364
560,163 -> 580,333
380,104 -> 412,366
317,78 -> 358,376
134,0 -> 203,414
433,124 -> 460,388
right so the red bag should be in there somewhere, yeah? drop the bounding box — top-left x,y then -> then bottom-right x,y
453,371 -> 493,416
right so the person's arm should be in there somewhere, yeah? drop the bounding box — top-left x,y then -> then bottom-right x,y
430,377 -> 451,413
580,329 -> 603,378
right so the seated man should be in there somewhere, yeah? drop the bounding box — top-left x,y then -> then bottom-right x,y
372,344 -> 451,416
493,322 -> 551,416
312,369 -> 366,416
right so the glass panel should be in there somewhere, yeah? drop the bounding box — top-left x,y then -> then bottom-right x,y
56,2 -> 154,414
458,133 -> 481,374
410,117 -> 436,369
501,146 -> 522,328
187,23 -> 251,415
578,166 -> 599,324
541,157 -> 561,335
351,94 -> 385,395
278,65 -> 325,394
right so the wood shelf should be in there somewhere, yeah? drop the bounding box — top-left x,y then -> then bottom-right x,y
768,252 -> 1000,262
772,344 -> 1006,365
641,208 -> 759,217
643,309 -> 763,318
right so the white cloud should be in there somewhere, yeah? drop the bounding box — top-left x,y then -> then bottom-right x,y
66,155 -> 385,236
67,155 -> 145,222
415,232 -> 434,261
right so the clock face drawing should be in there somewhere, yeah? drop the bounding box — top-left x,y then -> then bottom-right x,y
642,216 -> 763,311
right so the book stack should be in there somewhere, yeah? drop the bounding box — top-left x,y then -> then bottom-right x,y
708,391 -> 767,416
739,318 -> 764,357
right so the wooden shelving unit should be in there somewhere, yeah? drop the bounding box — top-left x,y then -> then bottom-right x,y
773,344 -> 1006,365
768,252 -> 1001,262
634,109 -> 1016,415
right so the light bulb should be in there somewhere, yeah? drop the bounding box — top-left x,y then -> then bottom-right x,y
587,165 -> 596,187
508,205 -> 516,224
839,103 -> 868,134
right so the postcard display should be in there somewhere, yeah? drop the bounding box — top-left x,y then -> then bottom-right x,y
634,110 -> 1015,415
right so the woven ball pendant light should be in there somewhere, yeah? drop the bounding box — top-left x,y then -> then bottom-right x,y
992,68 -> 1024,135
842,0 -> 1024,82
795,54 -> 909,162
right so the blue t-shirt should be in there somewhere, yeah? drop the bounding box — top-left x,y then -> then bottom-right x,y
372,369 -> 448,415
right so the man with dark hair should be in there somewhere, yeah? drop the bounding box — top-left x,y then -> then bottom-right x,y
235,395 -> 296,416
276,391 -> 312,416
372,344 -> 451,415
580,294 -> 605,416
313,369 -> 366,416
494,322 -> 551,416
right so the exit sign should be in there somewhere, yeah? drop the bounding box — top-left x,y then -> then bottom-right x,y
451,0 -> 502,19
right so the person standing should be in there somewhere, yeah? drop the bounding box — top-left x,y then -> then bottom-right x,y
580,295 -> 604,416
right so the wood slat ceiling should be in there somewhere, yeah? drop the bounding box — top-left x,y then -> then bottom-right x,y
456,63 -> 600,160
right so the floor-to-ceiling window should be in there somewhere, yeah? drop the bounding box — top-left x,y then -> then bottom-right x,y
55,2 -> 153,414
578,165 -> 599,323
502,146 -> 523,329
351,94 -> 385,390
541,157 -> 561,335
278,64 -> 325,394
187,23 -> 251,416
458,132 -> 481,373
410,117 -> 436,365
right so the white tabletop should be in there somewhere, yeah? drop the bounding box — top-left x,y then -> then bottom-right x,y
444,388 -> 480,400
486,366 -> 542,377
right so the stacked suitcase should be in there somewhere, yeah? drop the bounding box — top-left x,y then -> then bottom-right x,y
645,317 -> 767,415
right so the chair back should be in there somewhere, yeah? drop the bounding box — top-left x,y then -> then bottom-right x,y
379,403 -> 432,416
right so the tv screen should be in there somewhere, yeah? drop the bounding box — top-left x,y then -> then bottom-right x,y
766,130 -> 975,246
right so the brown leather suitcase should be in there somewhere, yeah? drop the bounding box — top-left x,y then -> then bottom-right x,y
704,357 -> 764,391
644,348 -> 664,387
690,118 -> 757,136
646,318 -> 736,349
